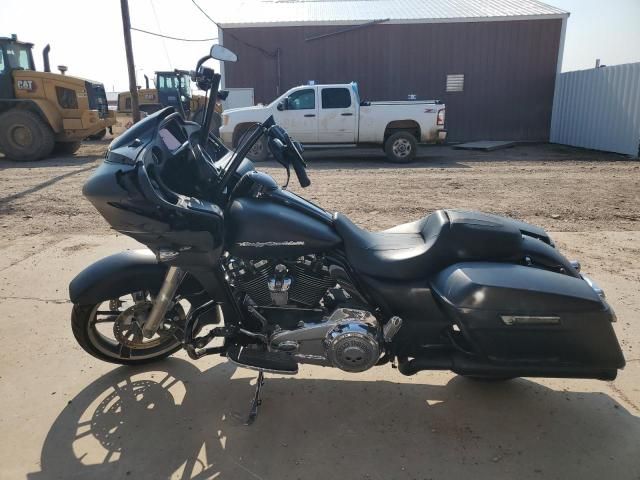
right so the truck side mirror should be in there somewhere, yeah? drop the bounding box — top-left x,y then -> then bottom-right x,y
277,100 -> 287,111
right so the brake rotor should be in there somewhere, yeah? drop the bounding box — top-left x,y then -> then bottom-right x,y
112,301 -> 183,349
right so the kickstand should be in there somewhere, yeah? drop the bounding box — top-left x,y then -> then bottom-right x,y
245,370 -> 265,426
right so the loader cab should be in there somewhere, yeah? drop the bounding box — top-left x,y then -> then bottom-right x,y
0,36 -> 36,99
156,71 -> 192,117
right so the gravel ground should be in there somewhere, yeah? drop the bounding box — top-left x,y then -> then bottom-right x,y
0,141 -> 639,242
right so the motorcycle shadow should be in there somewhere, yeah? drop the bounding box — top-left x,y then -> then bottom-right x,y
28,358 -> 640,480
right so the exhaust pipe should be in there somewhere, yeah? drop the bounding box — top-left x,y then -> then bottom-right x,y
397,353 -> 617,380
144,74 -> 149,89
43,44 -> 51,72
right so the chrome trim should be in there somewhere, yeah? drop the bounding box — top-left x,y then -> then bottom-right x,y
142,266 -> 186,338
501,315 -> 561,326
581,273 -> 605,298
383,316 -> 403,342
157,249 -> 180,262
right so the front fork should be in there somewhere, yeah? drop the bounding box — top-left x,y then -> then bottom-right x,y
142,266 -> 187,338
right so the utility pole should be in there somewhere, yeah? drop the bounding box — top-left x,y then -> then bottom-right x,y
120,0 -> 140,123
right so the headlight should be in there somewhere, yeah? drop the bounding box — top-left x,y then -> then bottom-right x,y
222,114 -> 229,126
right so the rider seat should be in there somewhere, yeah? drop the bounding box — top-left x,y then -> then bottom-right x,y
333,210 -> 524,280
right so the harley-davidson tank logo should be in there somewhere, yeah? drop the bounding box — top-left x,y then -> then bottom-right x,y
236,241 -> 305,248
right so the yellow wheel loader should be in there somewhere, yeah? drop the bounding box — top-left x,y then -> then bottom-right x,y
0,35 -> 116,162
117,70 -> 222,126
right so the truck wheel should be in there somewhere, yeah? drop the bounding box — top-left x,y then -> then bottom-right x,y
384,131 -> 417,163
234,126 -> 269,162
0,109 -> 55,161
53,141 -> 82,155
247,136 -> 268,162
87,129 -> 107,140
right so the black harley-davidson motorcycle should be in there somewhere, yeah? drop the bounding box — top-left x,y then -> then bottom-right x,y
69,45 -> 624,423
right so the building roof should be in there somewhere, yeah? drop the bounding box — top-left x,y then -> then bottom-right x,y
216,0 -> 569,28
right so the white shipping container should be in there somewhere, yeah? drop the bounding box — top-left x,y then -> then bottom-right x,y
550,63 -> 640,157
221,88 -> 255,110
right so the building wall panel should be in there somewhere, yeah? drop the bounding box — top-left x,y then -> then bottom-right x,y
223,19 -> 563,141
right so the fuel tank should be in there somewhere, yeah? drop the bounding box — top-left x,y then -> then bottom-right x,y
226,196 -> 342,258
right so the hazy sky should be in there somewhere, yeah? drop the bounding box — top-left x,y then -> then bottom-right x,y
1,0 -> 639,93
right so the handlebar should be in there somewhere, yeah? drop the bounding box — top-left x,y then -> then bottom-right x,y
290,148 -> 311,188
266,124 -> 310,188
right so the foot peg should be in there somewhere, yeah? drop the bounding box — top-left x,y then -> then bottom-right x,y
227,344 -> 298,374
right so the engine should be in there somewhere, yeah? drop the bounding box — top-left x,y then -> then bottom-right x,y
223,255 -> 383,372
225,255 -> 335,306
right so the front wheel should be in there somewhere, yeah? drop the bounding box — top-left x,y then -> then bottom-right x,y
71,291 -> 185,365
384,131 -> 417,163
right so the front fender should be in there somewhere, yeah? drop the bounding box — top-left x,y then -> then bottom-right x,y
69,249 -> 167,305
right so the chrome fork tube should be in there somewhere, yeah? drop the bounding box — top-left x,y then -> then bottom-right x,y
142,266 -> 186,338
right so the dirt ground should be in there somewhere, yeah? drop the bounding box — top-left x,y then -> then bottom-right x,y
1,139 -> 639,479
1,141 -> 639,241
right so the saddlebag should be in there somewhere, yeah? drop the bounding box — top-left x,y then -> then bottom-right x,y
431,263 -> 625,375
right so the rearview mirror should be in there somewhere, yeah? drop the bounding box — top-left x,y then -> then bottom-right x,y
210,45 -> 237,63
277,98 -> 289,111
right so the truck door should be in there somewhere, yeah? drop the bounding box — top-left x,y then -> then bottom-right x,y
275,87 -> 318,143
318,86 -> 356,143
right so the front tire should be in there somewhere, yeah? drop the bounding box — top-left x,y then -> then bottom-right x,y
384,131 -> 417,163
0,109 -> 55,161
71,293 -> 184,365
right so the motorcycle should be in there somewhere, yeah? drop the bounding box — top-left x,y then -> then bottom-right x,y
69,44 -> 625,423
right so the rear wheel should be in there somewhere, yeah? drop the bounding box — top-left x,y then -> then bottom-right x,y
0,109 -> 55,161
53,141 -> 82,155
384,131 -> 417,163
71,291 -> 185,365
234,126 -> 269,162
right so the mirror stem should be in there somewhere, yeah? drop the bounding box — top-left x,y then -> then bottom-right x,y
199,72 -> 221,146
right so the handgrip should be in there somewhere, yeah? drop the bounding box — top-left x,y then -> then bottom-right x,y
291,155 -> 311,187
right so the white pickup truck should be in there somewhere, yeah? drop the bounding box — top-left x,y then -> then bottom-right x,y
219,83 -> 446,163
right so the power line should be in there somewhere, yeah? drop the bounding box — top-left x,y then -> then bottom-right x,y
131,27 -> 218,42
149,0 -> 172,68
190,0 -> 277,58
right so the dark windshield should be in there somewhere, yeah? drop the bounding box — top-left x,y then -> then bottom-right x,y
4,43 -> 34,70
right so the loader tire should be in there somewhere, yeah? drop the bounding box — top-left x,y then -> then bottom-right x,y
87,129 -> 107,140
0,109 -> 55,162
53,141 -> 82,155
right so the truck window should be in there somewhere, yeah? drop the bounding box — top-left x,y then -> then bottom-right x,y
288,89 -> 315,110
0,51 -> 5,73
321,88 -> 351,109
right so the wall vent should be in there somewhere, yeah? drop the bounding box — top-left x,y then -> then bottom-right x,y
446,74 -> 464,92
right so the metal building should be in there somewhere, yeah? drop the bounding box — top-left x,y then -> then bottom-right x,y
216,0 -> 569,142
